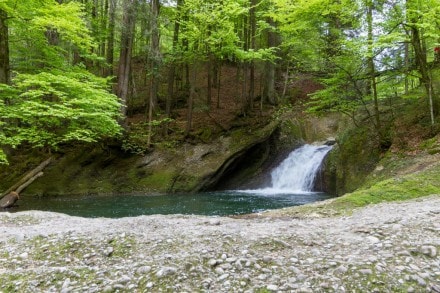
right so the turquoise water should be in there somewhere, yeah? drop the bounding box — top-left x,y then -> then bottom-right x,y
11,191 -> 333,218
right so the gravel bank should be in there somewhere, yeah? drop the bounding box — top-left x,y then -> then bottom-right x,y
0,195 -> 439,292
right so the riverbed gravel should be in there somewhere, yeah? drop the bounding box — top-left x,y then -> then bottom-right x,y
0,195 -> 439,292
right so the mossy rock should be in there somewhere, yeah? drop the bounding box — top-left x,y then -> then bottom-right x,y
324,124 -> 382,195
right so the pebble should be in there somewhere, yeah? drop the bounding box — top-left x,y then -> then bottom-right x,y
215,267 -> 224,275
420,245 -> 437,258
208,259 -> 218,266
267,284 -> 278,291
218,273 -> 229,281
104,247 -> 114,257
0,197 -> 438,293
136,265 -> 152,274
18,252 -> 29,259
335,265 -> 348,274
359,268 -> 372,275
156,267 -> 177,278
366,236 -> 380,244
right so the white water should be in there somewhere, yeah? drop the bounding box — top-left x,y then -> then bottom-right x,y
237,144 -> 332,195
270,144 -> 332,192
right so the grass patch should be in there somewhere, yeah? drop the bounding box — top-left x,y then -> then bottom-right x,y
322,162 -> 440,214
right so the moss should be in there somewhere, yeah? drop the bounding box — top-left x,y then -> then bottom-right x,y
196,127 -> 213,143
0,215 -> 40,225
170,173 -> 200,192
324,163 -> 440,214
132,170 -> 175,192
278,119 -> 305,144
326,125 -> 381,195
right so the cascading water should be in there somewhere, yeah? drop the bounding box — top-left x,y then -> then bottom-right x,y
269,144 -> 332,193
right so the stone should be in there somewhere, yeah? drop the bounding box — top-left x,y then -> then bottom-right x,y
335,265 -> 348,274
298,287 -> 313,293
359,269 -> 373,275
215,267 -> 224,275
118,275 -> 131,284
18,252 -> 29,259
146,282 -> 154,288
61,278 -> 70,289
366,236 -> 380,244
258,274 -> 267,280
266,284 -> 278,291
218,274 -> 229,281
420,245 -> 437,258
104,247 -> 114,257
208,259 -> 218,267
209,219 -> 221,226
226,257 -> 237,263
136,266 -> 152,274
156,267 -> 177,278
290,257 -> 299,263
103,285 -> 113,293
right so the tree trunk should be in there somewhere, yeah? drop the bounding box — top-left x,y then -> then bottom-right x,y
366,1 -> 381,134
186,64 -> 197,136
116,0 -> 137,121
282,63 -> 290,99
263,18 -> 279,105
404,41 -> 409,95
207,54 -> 213,110
0,9 -> 10,84
249,0 -> 257,110
409,16 -> 435,124
242,13 -> 249,114
105,0 -> 117,76
147,0 -> 161,147
166,0 -> 182,118
99,0 -> 109,76
216,63 -> 222,108
263,60 -> 276,105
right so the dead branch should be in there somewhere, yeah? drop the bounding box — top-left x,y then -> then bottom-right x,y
15,171 -> 44,194
2,157 -> 52,196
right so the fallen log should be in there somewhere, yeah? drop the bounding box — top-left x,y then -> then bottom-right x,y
2,157 -> 52,197
0,191 -> 19,208
16,171 -> 44,194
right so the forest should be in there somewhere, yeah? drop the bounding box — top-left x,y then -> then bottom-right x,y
0,0 -> 440,167
2,2 -> 440,291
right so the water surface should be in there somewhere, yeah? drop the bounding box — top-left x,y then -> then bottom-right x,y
11,191 -> 333,218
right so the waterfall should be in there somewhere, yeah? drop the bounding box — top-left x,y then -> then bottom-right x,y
270,144 -> 332,192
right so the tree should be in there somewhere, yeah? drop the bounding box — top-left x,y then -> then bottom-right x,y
106,0 -> 118,76
116,0 -> 137,121
404,0 -> 440,125
0,8 -> 9,84
147,0 -> 161,146
0,0 -> 122,164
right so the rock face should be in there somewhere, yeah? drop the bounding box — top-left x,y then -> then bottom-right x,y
0,112 -> 344,196
0,123 -> 281,196
0,195 -> 438,292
